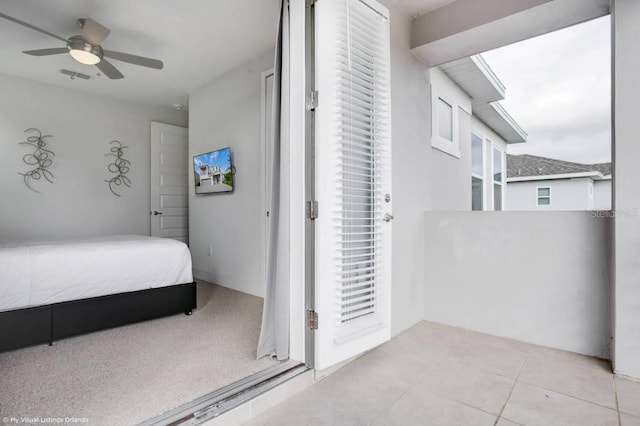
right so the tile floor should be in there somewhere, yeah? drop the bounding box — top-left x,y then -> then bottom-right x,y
246,321 -> 640,425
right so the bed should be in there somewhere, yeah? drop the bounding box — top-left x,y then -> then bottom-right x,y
0,235 -> 196,353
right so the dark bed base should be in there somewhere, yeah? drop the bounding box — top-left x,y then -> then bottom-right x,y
0,282 -> 197,353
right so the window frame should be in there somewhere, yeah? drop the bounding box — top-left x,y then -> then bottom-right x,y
492,147 -> 505,210
431,87 -> 460,158
537,186 -> 552,206
471,132 -> 485,210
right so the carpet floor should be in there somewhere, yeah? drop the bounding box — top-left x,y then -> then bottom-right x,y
0,281 -> 279,425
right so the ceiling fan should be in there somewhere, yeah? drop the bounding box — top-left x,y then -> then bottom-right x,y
0,12 -> 163,79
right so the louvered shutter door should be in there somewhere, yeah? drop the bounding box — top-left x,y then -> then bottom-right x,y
314,0 -> 392,370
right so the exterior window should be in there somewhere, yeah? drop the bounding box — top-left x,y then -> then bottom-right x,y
537,187 -> 551,206
493,148 -> 503,210
471,134 -> 484,210
438,98 -> 453,141
431,87 -> 460,158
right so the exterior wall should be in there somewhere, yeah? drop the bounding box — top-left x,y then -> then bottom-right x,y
594,180 -> 612,210
612,0 -> 640,378
381,0 -> 431,335
0,73 -> 187,240
424,211 -> 611,359
507,178 -> 594,211
507,178 -> 612,211
189,50 -> 273,298
428,67 -> 473,211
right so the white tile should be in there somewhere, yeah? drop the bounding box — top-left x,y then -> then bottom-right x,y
245,389 -> 366,426
416,359 -> 515,415
519,354 -> 616,408
495,418 -> 523,426
621,412 -> 640,426
349,345 -> 440,384
310,358 -> 414,422
530,345 -> 611,373
465,330 -> 536,355
444,339 -> 527,379
616,376 -> 640,417
502,382 -> 618,426
250,370 -> 315,417
377,321 -> 465,359
374,389 -> 496,426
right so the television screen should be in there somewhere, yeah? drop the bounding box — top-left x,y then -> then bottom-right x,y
193,147 -> 233,194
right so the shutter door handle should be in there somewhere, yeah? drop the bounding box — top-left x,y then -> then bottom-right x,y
153,211 -> 163,215
383,213 -> 394,222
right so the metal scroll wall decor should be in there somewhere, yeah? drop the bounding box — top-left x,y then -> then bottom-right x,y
105,140 -> 131,196
19,128 -> 55,193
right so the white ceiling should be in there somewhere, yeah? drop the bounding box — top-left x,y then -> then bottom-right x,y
0,0 -> 459,108
0,0 -> 280,108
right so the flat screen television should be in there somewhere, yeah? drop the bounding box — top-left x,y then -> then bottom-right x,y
193,147 -> 233,194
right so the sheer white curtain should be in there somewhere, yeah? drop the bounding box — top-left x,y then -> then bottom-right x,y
257,0 -> 290,361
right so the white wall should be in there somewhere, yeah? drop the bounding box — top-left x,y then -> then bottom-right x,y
423,212 -> 610,358
612,0 -> 640,378
424,211 -> 611,359
0,73 -> 187,240
188,50 -> 274,298
507,178 -> 593,211
507,178 -> 613,211
377,0 -> 479,335
593,180 -> 612,210
378,0 -> 429,335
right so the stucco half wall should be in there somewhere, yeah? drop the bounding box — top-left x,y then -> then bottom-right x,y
423,211 -> 611,359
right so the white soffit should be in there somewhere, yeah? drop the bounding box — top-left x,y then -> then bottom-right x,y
440,55 -> 505,103
473,101 -> 527,144
440,54 -> 525,143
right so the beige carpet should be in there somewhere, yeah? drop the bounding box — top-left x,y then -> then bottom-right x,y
0,281 -> 279,425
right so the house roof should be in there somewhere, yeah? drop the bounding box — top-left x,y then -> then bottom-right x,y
440,55 -> 527,144
507,154 -> 612,181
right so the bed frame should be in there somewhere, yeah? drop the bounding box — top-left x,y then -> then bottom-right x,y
0,282 -> 197,353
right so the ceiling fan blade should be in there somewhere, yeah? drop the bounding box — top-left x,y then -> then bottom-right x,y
0,12 -> 68,43
79,18 -> 111,46
96,59 -> 124,79
103,50 -> 163,70
23,48 -> 69,57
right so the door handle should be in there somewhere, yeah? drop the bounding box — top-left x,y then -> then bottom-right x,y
383,213 -> 394,222
152,211 -> 163,215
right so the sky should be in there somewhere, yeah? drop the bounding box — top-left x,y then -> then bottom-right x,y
481,15 -> 611,165
193,147 -> 231,170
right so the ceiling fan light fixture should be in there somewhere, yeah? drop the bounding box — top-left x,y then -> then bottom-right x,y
67,36 -> 102,65
69,49 -> 100,65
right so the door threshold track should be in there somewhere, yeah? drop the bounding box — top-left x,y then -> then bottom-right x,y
138,360 -> 308,426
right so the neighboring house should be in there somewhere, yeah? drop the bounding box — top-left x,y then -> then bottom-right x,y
506,154 -> 612,210
198,164 -> 223,186
431,55 -> 527,211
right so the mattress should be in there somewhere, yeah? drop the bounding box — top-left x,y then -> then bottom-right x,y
0,235 -> 193,312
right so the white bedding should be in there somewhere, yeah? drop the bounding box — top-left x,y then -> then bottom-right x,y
0,235 -> 193,312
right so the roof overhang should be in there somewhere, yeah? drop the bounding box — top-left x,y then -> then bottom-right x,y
474,101 -> 527,144
411,0 -> 610,68
440,55 -> 527,144
439,55 -> 505,103
508,171 -> 611,182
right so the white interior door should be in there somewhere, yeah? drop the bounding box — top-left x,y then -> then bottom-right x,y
314,0 -> 392,371
150,122 -> 189,244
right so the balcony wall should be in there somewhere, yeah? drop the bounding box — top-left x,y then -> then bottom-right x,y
423,211 -> 612,359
